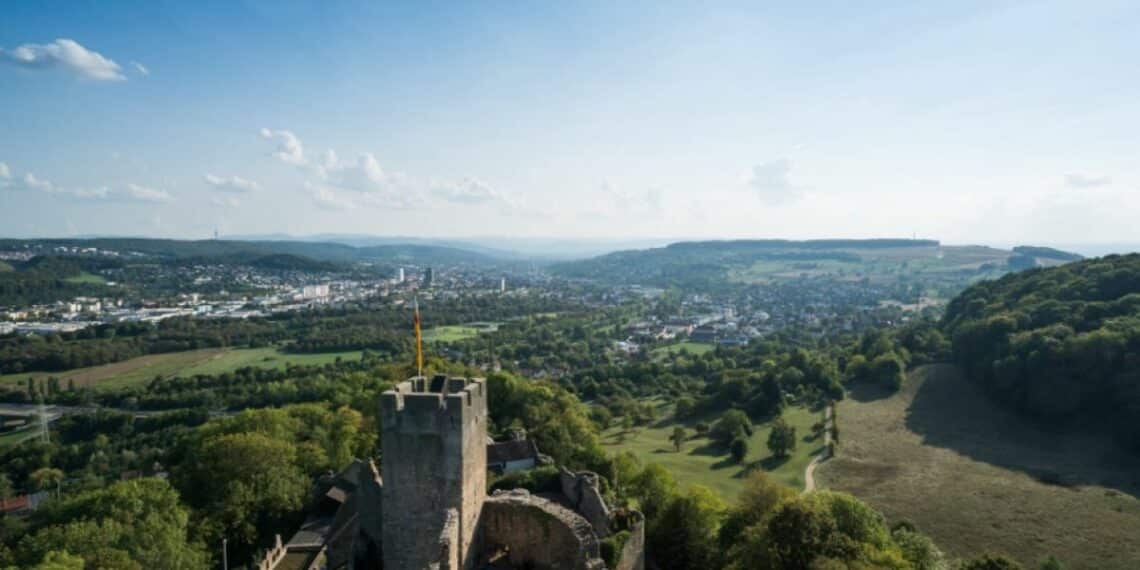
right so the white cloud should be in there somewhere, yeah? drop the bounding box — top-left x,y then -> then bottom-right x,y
259,128 -> 307,166
431,177 -> 510,205
130,61 -> 148,76
204,173 -> 260,193
306,182 -> 354,211
22,172 -> 56,192
0,39 -> 125,81
0,162 -> 10,180
323,152 -> 388,192
210,195 -> 240,208
124,183 -> 172,203
748,158 -> 801,204
1064,173 -> 1111,189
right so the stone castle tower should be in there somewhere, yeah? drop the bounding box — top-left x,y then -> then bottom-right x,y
380,375 -> 487,570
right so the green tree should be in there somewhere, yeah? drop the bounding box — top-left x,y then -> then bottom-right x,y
175,431 -> 308,548
730,437 -> 748,463
647,485 -> 725,570
28,551 -> 85,570
674,396 -> 697,419
29,468 -> 64,495
892,527 -> 946,570
16,478 -> 206,570
767,418 -> 797,458
1038,555 -> 1065,570
628,463 -> 678,521
671,426 -> 687,452
711,409 -> 752,445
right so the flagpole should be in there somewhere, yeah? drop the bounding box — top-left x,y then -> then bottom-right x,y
414,296 -> 423,378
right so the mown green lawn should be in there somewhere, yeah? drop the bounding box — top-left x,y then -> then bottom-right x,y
63,271 -> 107,284
602,399 -> 825,502
650,341 -> 716,359
423,322 -> 501,343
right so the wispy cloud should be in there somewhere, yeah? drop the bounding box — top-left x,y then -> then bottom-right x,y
0,39 -> 126,81
748,158 -> 802,204
305,182 -> 355,211
431,177 -> 511,205
1064,173 -> 1111,189
130,61 -> 148,76
204,173 -> 260,193
210,195 -> 240,208
124,183 -> 172,203
4,164 -> 169,203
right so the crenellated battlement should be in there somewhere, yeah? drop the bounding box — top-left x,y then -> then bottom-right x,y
380,375 -> 487,435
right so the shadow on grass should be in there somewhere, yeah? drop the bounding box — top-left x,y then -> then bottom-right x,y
758,455 -> 791,472
846,381 -> 896,403
904,364 -> 1140,498
689,441 -> 727,457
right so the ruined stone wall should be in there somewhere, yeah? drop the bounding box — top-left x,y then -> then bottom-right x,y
615,513 -> 645,570
559,468 -> 611,538
380,376 -> 487,570
481,490 -> 606,570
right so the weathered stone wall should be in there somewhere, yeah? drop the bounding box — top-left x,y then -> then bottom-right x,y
559,468 -> 611,538
615,512 -> 645,570
428,508 -> 459,570
380,376 -> 487,570
482,490 -> 606,570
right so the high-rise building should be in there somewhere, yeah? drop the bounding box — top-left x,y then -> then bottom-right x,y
499,277 -> 506,293
424,267 -> 434,288
397,267 -> 405,283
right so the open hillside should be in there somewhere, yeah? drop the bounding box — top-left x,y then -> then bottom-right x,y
818,364 -> 1140,569
551,239 -> 1080,293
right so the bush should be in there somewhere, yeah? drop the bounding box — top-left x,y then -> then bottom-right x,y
600,530 -> 631,568
489,465 -> 561,494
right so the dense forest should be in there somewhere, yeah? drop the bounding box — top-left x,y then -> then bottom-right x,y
943,254 -> 1140,450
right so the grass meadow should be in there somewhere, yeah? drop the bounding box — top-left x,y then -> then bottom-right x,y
818,364 -> 1140,569
602,398 -> 825,501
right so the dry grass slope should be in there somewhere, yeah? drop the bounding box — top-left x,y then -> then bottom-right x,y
817,364 -> 1140,569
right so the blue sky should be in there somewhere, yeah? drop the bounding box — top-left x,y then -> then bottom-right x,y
1,0 -> 1137,245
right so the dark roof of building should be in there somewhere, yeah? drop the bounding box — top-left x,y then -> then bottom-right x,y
487,439 -> 539,465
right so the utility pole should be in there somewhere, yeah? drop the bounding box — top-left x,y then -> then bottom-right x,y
222,538 -> 228,570
37,398 -> 49,444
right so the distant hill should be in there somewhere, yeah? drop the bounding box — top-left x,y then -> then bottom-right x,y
0,238 -> 497,267
550,238 -> 943,285
1012,245 -> 1084,262
943,253 -> 1140,451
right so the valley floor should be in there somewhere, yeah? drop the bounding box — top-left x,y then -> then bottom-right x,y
818,364 -> 1140,569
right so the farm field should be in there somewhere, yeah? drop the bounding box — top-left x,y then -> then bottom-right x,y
817,364 -> 1140,569
0,347 -> 363,391
602,399 -> 825,501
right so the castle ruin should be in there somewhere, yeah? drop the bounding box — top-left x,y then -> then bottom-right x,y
379,375 -> 644,570
257,374 -> 644,570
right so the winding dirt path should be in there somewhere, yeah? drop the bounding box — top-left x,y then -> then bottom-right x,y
803,404 -> 833,492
